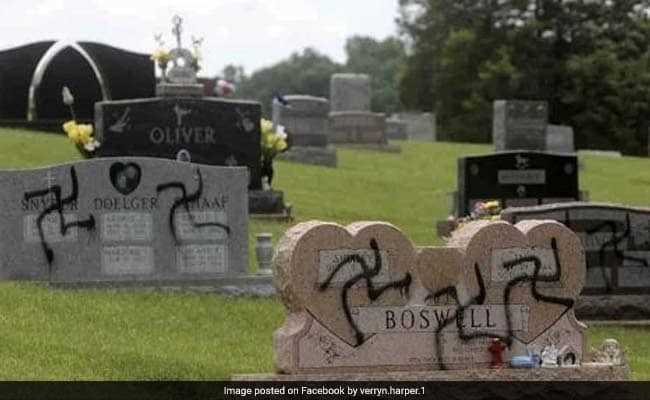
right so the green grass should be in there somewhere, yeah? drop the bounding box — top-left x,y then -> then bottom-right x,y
0,126 -> 648,379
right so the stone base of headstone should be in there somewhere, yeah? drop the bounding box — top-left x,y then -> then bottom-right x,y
155,83 -> 204,97
335,143 -> 401,153
576,295 -> 650,320
51,275 -> 275,296
233,363 -> 629,381
278,146 -> 337,167
436,219 -> 456,238
329,111 -> 387,144
249,190 -> 292,220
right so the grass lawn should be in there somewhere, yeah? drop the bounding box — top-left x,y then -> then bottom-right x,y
0,127 -> 648,380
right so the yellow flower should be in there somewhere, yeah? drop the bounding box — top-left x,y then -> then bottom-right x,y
62,120 -> 95,145
484,200 -> 500,210
260,118 -> 274,134
273,136 -> 287,152
150,49 -> 170,63
77,123 -> 93,144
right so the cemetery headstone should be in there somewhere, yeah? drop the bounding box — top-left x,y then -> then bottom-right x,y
396,111 -> 436,142
266,219 -> 627,380
493,100 -> 548,151
546,124 -> 575,153
0,157 -> 250,285
328,111 -> 386,144
457,151 -> 580,217
330,73 -> 371,112
94,16 -> 286,217
501,202 -> 650,295
384,117 -> 407,140
95,97 -> 262,189
272,95 -> 337,167
327,73 -> 399,152
0,40 -> 153,125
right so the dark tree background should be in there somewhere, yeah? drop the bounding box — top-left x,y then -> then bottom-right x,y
224,36 -> 406,117
397,0 -> 650,155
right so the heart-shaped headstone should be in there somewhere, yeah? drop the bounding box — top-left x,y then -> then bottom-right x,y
109,162 -> 141,195
443,219 -> 586,344
275,221 -> 415,347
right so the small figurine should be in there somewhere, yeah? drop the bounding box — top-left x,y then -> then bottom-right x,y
489,338 -> 507,369
540,344 -> 559,368
593,338 -> 625,366
510,354 -> 539,368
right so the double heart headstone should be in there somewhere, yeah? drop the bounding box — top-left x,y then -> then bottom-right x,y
274,220 -> 587,374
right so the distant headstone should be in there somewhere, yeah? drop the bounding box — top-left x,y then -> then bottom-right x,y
493,100 -> 548,151
0,158 -> 249,284
384,117 -> 407,140
330,73 -> 371,112
329,111 -> 386,144
546,124 -> 575,153
95,97 -> 262,189
396,112 -> 436,142
272,95 -> 337,167
457,151 -> 579,216
273,220 -> 599,374
502,202 -> 650,293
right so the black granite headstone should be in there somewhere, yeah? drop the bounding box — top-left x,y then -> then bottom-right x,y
95,97 -> 262,189
457,151 -> 579,216
0,41 -> 154,124
0,41 -> 54,119
502,202 -> 650,294
36,46 -> 103,120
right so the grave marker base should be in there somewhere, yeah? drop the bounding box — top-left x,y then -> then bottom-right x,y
233,363 -> 629,380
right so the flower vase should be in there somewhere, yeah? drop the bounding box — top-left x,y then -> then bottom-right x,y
261,159 -> 274,188
75,143 -> 93,159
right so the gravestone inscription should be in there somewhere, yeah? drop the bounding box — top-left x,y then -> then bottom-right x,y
502,202 -> 650,293
274,220 -> 588,373
95,98 -> 262,189
493,100 -> 548,151
457,151 -> 579,217
0,157 -> 249,283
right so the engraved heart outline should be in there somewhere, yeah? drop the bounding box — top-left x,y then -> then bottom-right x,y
109,162 -> 142,195
275,221 -> 415,347
449,220 -> 586,344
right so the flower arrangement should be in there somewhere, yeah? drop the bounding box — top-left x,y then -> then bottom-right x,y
61,86 -> 100,158
452,200 -> 501,232
260,118 -> 289,187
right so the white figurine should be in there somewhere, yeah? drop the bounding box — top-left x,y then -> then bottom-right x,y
594,338 -> 625,366
540,344 -> 559,368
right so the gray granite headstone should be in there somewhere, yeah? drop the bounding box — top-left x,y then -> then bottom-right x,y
330,73 -> 371,112
0,157 -> 249,283
272,95 -> 330,147
272,95 -> 337,167
329,111 -> 386,144
385,117 -> 407,140
502,202 -> 650,293
396,112 -> 436,142
546,124 -> 575,153
493,100 -> 548,151
94,97 -> 262,189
